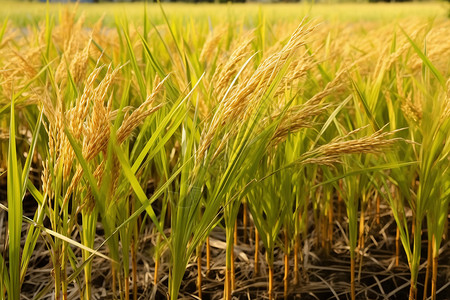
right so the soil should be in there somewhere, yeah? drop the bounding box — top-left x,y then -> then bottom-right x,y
1,181 -> 449,300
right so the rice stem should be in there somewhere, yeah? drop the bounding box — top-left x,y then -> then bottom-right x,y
423,237 -> 431,300
254,227 -> 259,276
294,233 -> 299,286
395,226 -> 400,267
197,245 -> 203,300
268,262 -> 274,300
206,237 -> 211,275
243,202 -> 248,244
350,248 -> 355,300
431,235 -> 438,300
283,227 -> 289,300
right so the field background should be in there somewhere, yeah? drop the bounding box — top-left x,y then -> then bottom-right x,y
1,2 -> 449,24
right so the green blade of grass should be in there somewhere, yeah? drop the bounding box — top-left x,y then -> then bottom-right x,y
111,133 -> 166,241
20,110 -> 43,198
312,95 -> 352,147
351,77 -> 381,131
131,73 -> 204,173
7,94 -> 21,300
121,20 -> 147,100
310,162 -> 417,188
0,17 -> 8,45
400,26 -> 445,88
0,203 -> 111,262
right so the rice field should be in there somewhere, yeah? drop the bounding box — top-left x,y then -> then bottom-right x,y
0,2 -> 449,300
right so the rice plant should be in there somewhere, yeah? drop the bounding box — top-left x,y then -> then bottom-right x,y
0,2 -> 449,300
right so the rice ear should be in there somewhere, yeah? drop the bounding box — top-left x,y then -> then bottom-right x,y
69,38 -> 92,85
270,103 -> 330,145
199,26 -> 227,64
116,75 -> 168,144
198,20 -> 316,161
213,31 -> 255,100
300,127 -> 403,166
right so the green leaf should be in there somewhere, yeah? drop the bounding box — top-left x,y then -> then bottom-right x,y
400,26 -> 445,88
7,94 -> 22,300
